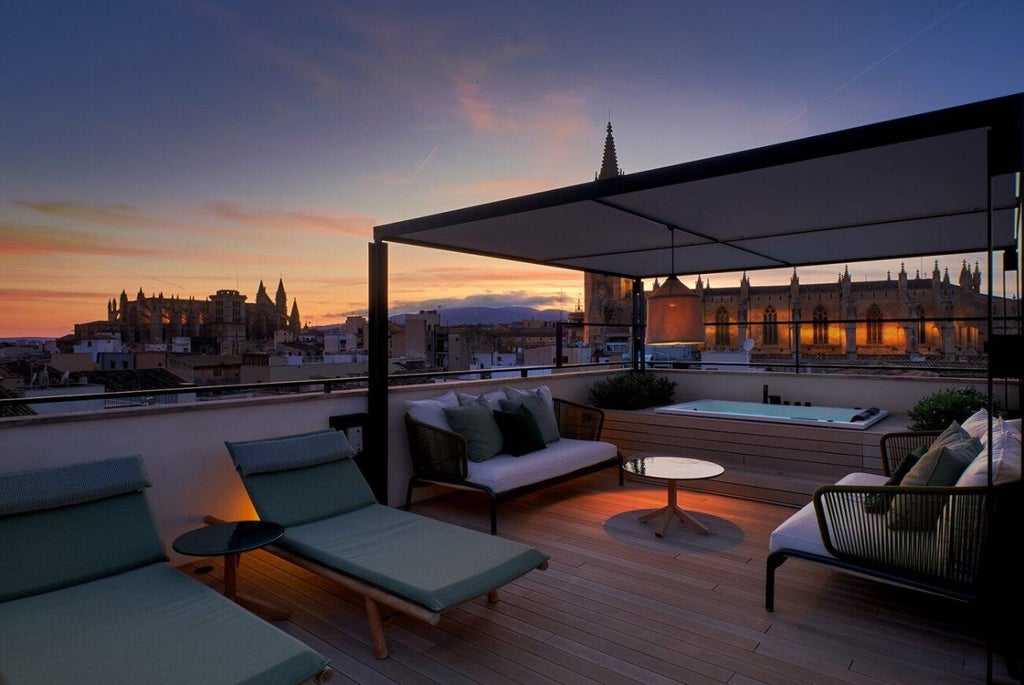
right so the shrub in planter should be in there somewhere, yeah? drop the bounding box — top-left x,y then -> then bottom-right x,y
906,386 -> 1000,431
586,372 -> 677,410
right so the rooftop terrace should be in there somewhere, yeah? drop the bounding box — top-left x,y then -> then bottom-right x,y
180,471 -> 1014,683
2,368 -> 1019,682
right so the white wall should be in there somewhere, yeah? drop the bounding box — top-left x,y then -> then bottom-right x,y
1,391 -> 366,564
2,367 -> 1015,563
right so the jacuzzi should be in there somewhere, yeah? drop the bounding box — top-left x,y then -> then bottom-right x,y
654,399 -> 889,430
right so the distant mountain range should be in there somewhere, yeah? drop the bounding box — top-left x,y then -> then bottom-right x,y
393,306 -> 570,326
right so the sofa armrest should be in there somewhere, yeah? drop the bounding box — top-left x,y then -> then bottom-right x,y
878,430 -> 942,476
813,483 -> 993,589
404,414 -> 469,481
553,398 -> 605,441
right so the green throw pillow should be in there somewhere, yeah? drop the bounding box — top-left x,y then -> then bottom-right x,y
493,405 -> 546,456
499,393 -> 560,443
930,421 -> 971,451
443,399 -> 504,462
862,445 -> 928,514
887,437 -> 982,530
898,437 -> 981,487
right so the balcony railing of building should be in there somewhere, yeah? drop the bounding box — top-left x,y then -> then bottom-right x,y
557,312 -> 1021,374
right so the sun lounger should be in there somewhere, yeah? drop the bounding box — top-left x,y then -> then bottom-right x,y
224,429 -> 550,659
0,456 -> 331,684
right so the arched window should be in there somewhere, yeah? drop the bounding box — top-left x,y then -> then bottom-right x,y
866,304 -> 882,344
812,305 -> 829,345
715,306 -> 730,347
763,305 -> 778,345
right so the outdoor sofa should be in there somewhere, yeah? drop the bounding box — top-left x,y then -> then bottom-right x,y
0,455 -> 331,684
405,385 -> 623,534
766,409 -> 1021,615
224,428 -> 549,659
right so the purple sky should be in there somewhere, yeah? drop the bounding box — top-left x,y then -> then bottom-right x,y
3,1 -> 1023,337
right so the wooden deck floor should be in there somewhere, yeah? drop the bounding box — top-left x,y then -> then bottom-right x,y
178,472 -> 1017,684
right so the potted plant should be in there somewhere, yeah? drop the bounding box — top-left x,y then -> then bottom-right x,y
586,372 -> 677,410
906,386 -> 999,431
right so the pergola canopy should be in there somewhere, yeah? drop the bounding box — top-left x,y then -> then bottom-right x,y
366,94 -> 1024,505
375,94 -> 1023,280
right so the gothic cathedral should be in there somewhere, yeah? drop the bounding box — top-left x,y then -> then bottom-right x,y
583,125 -> 1015,361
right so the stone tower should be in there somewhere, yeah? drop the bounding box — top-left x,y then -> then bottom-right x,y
585,121 -> 634,358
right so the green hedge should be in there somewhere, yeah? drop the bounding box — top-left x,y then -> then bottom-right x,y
906,386 -> 999,431
586,372 -> 677,410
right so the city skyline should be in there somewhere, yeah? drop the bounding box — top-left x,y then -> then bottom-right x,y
4,2 -> 1024,338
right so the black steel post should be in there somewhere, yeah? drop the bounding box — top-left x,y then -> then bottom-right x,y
555,321 -> 563,369
367,240 -> 389,504
632,277 -> 645,372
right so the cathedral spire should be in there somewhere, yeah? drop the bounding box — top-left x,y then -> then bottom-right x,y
289,298 -> 301,334
959,260 -> 972,289
595,121 -> 622,180
276,278 -> 287,316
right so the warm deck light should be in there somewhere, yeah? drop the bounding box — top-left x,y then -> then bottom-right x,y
646,227 -> 704,345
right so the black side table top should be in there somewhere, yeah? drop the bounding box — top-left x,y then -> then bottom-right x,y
173,520 -> 284,557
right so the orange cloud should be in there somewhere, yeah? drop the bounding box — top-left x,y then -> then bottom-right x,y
202,202 -> 374,238
16,201 -> 184,230
457,82 -> 517,133
448,177 -> 556,203
13,198 -> 374,242
0,221 -> 167,258
531,93 -> 589,138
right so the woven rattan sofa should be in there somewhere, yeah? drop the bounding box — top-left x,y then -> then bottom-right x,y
404,386 -> 622,534
766,412 -> 1021,614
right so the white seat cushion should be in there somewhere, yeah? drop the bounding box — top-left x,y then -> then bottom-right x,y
466,438 -> 618,493
768,472 -> 886,557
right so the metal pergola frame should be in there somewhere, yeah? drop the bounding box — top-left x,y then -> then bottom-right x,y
365,93 -> 1024,504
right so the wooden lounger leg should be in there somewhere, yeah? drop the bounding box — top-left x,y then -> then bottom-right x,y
487,590 -> 499,603
364,596 -> 389,659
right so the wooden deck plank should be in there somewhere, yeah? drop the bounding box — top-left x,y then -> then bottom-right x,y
176,471 -> 1014,684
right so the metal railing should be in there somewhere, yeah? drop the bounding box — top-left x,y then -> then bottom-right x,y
2,314 -> 1017,415
0,360 -> 631,413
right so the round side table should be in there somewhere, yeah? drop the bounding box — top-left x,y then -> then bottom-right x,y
173,520 -> 288,618
623,456 -> 725,537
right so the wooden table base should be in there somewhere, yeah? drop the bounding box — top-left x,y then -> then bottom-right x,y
637,479 -> 710,537
224,552 -> 291,621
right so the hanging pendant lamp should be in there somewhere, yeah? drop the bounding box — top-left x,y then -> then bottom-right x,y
645,227 -> 704,345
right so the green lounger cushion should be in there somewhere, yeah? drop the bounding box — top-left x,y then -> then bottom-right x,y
282,504 -> 549,612
227,429 -> 356,476
227,430 -> 375,527
227,429 -> 550,613
0,455 -> 151,515
0,563 -> 328,685
0,456 -> 166,602
0,492 -> 167,602
231,453 -> 377,528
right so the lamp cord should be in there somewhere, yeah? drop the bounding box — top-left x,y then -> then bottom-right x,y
669,226 -> 676,277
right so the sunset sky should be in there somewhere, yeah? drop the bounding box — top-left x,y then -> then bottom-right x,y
3,1 -> 1024,338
